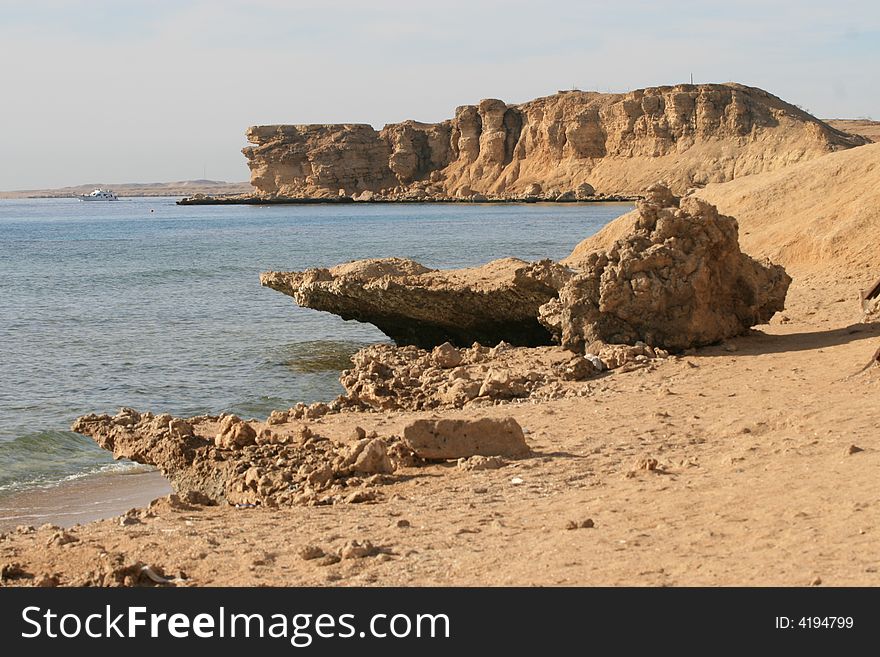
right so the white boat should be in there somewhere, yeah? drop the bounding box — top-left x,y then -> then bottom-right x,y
79,188 -> 118,201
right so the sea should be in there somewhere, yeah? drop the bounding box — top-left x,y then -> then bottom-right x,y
0,197 -> 630,502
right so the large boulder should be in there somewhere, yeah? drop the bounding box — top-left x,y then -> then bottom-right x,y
539,184 -> 791,351
261,257 -> 572,348
402,417 -> 530,460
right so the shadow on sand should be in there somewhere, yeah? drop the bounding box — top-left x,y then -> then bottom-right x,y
700,322 -> 880,357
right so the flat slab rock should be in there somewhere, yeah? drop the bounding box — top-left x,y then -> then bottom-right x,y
402,417 -> 530,460
261,257 -> 570,348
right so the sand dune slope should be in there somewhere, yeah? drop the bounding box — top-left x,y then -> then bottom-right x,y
566,143 -> 880,280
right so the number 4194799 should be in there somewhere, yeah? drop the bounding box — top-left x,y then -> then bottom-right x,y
775,617 -> 854,629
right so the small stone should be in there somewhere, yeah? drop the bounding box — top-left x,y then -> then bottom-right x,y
565,520 -> 578,530
396,519 -> 411,528
846,445 -> 864,455
266,409 -> 289,425
340,540 -> 378,559
352,439 -> 395,475
457,455 -> 506,471
33,573 -> 59,587
635,457 -> 659,471
47,531 -> 78,547
580,518 -> 595,528
810,576 -> 822,586
214,415 -> 257,449
344,490 -> 378,504
316,554 -> 341,567
432,342 -> 463,369
1,562 -> 28,581
298,545 -> 325,561
510,477 -> 524,485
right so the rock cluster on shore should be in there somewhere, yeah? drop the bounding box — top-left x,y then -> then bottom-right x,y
71,337 -> 673,507
263,184 -> 790,352
71,408 -> 539,507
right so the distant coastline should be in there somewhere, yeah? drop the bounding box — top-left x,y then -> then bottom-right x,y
0,179 -> 251,200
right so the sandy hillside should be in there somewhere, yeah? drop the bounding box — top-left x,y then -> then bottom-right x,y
567,142 -> 880,281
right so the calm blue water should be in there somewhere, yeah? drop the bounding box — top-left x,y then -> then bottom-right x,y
0,197 -> 629,493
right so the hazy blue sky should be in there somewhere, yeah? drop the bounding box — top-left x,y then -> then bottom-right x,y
1,0 -> 877,189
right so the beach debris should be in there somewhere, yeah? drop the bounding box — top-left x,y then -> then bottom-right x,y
140,564 -> 180,585
338,341 -> 667,412
843,345 -> 880,379
403,417 -> 530,460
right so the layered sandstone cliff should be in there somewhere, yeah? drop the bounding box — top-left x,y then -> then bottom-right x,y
243,83 -> 867,199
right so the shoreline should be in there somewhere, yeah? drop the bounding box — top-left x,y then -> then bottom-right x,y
0,469 -> 171,532
177,195 -> 639,206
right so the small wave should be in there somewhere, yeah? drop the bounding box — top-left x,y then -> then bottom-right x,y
267,340 -> 376,373
0,430 -> 148,495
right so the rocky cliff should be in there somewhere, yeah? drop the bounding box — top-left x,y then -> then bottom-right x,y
243,83 -> 867,199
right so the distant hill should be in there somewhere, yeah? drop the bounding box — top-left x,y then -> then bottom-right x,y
823,119 -> 880,143
0,180 -> 252,199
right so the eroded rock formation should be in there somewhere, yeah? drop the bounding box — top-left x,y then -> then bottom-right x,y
71,408 -> 413,507
261,257 -> 571,348
243,84 -> 867,199
540,184 -> 792,351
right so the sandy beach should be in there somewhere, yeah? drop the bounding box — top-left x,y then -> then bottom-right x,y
2,264 -> 878,586
0,471 -> 170,532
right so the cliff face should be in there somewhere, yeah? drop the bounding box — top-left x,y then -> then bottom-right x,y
242,83 -> 867,198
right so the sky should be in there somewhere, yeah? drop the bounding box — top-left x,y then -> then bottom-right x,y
0,0 -> 877,189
